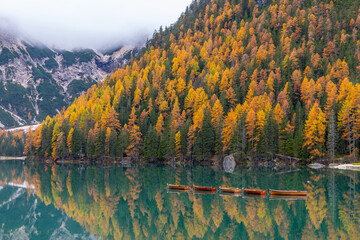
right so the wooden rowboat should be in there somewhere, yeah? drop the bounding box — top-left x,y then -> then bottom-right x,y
243,188 -> 267,195
193,184 -> 217,192
269,189 -> 307,196
167,184 -> 190,191
219,186 -> 241,193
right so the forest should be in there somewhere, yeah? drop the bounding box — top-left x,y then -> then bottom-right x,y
0,129 -> 26,157
20,0 -> 360,162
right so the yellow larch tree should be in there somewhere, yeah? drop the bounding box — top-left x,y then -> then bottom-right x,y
156,113 -> 165,136
67,128 -> 74,154
171,97 -> 182,132
33,125 -> 42,151
175,131 -> 181,157
193,105 -> 205,131
105,128 -> 112,156
24,127 -> 33,156
325,80 -> 337,119
303,102 -> 326,159
211,99 -> 224,130
301,77 -> 316,110
101,107 -> 121,132
184,87 -> 196,115
254,110 -> 266,150
126,107 -> 142,158
222,109 -> 238,152
133,87 -> 142,107
273,103 -> 285,125
338,99 -> 357,157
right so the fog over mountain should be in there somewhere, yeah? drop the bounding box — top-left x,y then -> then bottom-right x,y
0,0 -> 193,49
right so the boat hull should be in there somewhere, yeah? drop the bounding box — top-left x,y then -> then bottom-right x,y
167,184 -> 190,191
194,185 -> 217,192
242,194 -> 267,199
219,186 -> 241,193
269,189 -> 307,196
243,188 -> 267,195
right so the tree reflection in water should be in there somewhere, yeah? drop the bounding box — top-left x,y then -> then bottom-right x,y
0,161 -> 359,239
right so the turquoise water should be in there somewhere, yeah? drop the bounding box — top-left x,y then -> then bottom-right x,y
0,160 -> 359,239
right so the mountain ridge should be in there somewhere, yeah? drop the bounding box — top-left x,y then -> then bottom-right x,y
0,32 -> 137,128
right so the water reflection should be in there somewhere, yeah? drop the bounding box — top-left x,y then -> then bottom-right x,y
0,161 -> 359,239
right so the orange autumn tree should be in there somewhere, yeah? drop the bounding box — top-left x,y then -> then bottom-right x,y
222,108 -> 238,152
126,107 -> 142,158
246,109 -> 256,151
101,107 -> 121,132
303,102 -> 327,159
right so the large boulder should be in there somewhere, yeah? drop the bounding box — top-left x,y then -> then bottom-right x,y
223,154 -> 236,173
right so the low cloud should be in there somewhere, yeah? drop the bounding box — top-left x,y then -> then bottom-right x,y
0,0 -> 192,50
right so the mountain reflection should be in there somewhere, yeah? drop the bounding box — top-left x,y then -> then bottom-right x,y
0,161 -> 359,239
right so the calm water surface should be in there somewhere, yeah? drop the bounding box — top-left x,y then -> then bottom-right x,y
0,160 -> 359,239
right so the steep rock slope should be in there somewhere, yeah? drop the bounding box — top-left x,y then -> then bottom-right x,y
0,32 -> 136,127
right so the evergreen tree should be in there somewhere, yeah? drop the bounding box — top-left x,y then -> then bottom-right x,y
117,130 -> 129,158
70,127 -> 81,158
260,113 -> 279,156
327,109 -> 337,163
168,130 -> 176,160
180,120 -> 191,157
294,102 -> 306,158
95,128 -> 106,158
231,114 -> 246,156
158,134 -> 168,160
193,110 -> 215,161
144,126 -> 159,161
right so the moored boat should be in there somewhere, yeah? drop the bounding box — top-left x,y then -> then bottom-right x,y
243,188 -> 267,195
269,189 -> 307,196
167,184 -> 190,191
219,186 -> 241,193
193,184 -> 217,192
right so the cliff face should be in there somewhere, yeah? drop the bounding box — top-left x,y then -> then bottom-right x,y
0,33 -> 136,127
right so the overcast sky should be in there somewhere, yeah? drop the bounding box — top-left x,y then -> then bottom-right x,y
0,0 -> 193,50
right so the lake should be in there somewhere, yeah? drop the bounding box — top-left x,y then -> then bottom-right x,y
0,160 -> 359,239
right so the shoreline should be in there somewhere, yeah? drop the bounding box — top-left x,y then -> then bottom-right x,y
0,156 -> 26,160
26,154 -> 303,166
329,164 -> 360,171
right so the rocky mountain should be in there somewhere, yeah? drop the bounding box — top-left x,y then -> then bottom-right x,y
0,32 -> 136,128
